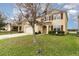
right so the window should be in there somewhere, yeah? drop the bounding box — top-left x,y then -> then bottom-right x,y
61,13 -> 63,19
53,25 -> 64,31
53,14 -> 56,19
54,28 -> 61,32
53,13 -> 61,20
44,17 -> 47,21
42,17 -> 46,21
51,25 -> 53,31
47,16 -> 49,20
53,25 -> 61,31
41,18 -> 44,21
44,16 -> 49,21
52,15 -> 53,20
61,25 -> 63,31
57,28 -> 61,31
54,28 -> 56,31
44,17 -> 46,21
49,16 -> 51,20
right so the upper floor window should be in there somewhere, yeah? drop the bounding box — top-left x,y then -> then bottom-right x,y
49,16 -> 52,20
44,16 -> 48,21
41,17 -> 46,21
61,13 -> 63,19
46,16 -> 49,21
41,18 -> 44,22
53,13 -> 61,20
42,16 -> 49,21
44,17 -> 46,21
52,15 -> 53,20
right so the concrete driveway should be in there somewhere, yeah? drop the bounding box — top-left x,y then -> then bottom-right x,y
0,33 -> 28,40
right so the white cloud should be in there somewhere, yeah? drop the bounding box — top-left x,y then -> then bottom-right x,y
13,8 -> 21,16
68,10 -> 78,15
68,10 -> 78,21
63,4 -> 79,24
10,17 -> 14,20
63,4 -> 76,10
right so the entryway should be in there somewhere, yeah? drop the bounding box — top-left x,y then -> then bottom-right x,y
42,26 -> 47,34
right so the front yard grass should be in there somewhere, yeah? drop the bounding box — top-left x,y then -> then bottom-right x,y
0,34 -> 79,56
0,31 -> 17,35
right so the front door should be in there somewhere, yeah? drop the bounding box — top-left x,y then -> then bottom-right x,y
43,26 -> 47,34
12,26 -> 18,31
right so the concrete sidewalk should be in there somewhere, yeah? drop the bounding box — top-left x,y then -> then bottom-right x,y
0,33 -> 28,40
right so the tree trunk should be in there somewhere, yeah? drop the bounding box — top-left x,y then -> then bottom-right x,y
78,17 -> 79,32
32,25 -> 37,43
77,16 -> 79,36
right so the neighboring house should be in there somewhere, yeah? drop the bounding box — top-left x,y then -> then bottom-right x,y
6,9 -> 68,35
68,29 -> 77,34
4,23 -> 11,31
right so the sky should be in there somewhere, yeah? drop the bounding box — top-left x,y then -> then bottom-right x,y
0,3 -> 15,17
0,3 -> 79,29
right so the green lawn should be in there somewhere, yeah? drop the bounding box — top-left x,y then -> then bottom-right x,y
0,34 -> 79,56
0,31 -> 17,35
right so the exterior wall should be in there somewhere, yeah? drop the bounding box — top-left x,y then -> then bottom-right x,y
35,24 -> 42,33
52,12 -> 67,32
39,12 -> 68,34
5,24 -> 12,31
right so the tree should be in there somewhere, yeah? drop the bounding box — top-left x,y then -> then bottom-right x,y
14,13 -> 23,32
0,11 -> 6,30
77,16 -> 79,36
16,3 -> 51,43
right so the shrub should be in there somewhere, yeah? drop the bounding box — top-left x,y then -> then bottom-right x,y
77,32 -> 79,34
38,31 -> 41,34
35,31 -> 41,34
48,31 -> 56,35
48,31 -> 52,34
0,28 -> 5,30
35,32 -> 38,34
57,31 -> 65,36
48,31 -> 65,35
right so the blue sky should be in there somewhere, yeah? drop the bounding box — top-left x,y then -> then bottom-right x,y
0,3 -> 15,17
0,3 -> 78,29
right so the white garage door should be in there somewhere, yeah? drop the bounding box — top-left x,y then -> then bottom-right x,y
24,25 -> 33,35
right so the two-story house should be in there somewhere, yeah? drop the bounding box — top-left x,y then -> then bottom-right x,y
5,9 -> 68,35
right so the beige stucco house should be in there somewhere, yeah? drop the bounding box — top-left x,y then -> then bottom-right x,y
5,9 -> 68,35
